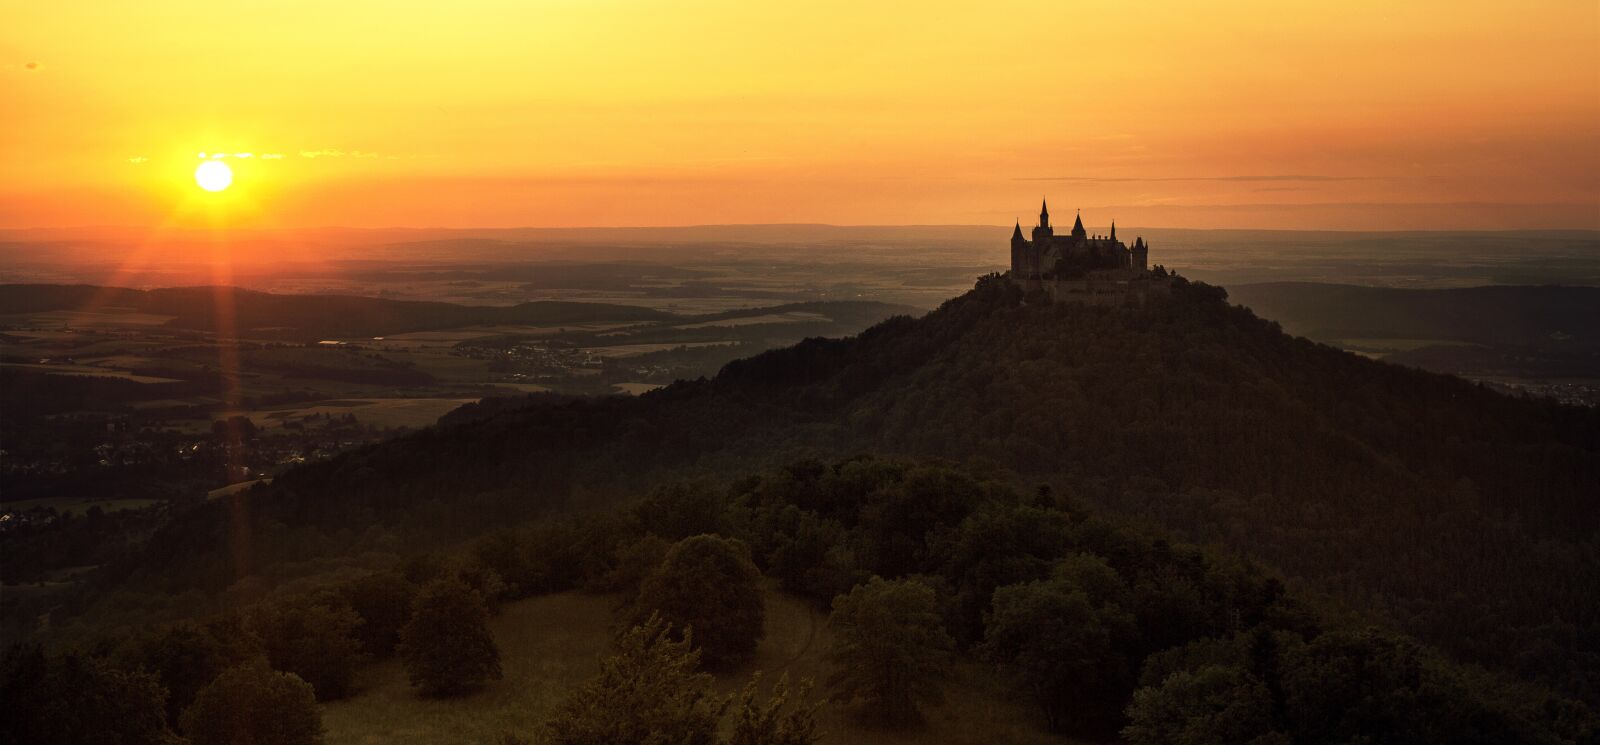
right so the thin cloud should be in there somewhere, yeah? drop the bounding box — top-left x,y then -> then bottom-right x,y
301,149 -> 384,159
299,149 -> 409,160
1015,175 -> 1378,183
127,156 -> 148,165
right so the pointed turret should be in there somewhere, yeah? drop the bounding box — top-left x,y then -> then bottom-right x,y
1110,221 -> 1117,241
1039,199 -> 1050,228
1011,220 -> 1024,242
1071,211 -> 1086,239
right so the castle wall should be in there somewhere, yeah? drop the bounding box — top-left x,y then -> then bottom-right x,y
1011,273 -> 1172,306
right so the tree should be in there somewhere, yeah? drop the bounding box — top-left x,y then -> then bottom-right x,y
1122,666 -> 1287,745
635,480 -> 728,540
121,622 -> 234,725
544,614 -> 727,745
0,646 -> 175,745
634,534 -> 765,668
181,663 -> 323,745
854,465 -> 984,577
1275,628 -> 1530,744
247,591 -> 365,700
979,577 -> 1134,737
825,577 -> 954,727
338,570 -> 417,657
398,578 -> 502,697
727,674 -> 822,745
599,533 -> 670,603
934,502 -> 1072,642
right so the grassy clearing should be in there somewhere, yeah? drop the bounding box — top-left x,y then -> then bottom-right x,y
611,382 -> 664,396
205,479 -> 272,500
321,590 -> 1073,745
322,593 -> 616,745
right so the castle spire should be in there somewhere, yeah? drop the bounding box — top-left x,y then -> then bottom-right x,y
1110,221 -> 1117,240
1039,199 -> 1050,228
1011,220 -> 1024,241
1071,210 -> 1086,238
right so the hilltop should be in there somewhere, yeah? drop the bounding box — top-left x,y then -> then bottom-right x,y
24,275 -> 1599,734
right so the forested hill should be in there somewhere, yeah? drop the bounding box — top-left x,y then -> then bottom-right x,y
112,274 -> 1599,704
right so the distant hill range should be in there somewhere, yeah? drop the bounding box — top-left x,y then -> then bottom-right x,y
1230,282 -> 1600,346
1232,282 -> 1600,382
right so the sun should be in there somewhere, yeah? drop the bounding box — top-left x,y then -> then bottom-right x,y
194,160 -> 233,192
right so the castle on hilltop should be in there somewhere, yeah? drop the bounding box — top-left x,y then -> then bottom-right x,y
1011,200 -> 1147,278
1009,200 -> 1166,303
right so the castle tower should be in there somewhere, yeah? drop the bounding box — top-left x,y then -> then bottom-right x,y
1031,198 -> 1054,248
1071,211 -> 1087,240
1132,237 -> 1148,271
1010,220 -> 1027,276
1110,221 -> 1117,241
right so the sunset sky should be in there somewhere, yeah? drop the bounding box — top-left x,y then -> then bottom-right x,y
4,0 -> 1598,230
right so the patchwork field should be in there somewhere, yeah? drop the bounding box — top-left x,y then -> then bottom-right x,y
321,590 -> 1071,745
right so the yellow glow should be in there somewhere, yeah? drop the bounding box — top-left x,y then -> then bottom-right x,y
3,0 -> 1597,230
194,161 -> 233,192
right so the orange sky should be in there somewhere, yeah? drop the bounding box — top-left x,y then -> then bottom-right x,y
3,0 -> 1598,230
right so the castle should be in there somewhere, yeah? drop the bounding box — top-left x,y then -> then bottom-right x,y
1009,200 -> 1166,303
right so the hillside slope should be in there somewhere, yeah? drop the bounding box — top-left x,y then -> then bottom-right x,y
101,275 -> 1600,703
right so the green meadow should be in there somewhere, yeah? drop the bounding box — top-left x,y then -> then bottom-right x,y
321,589 -> 1072,745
